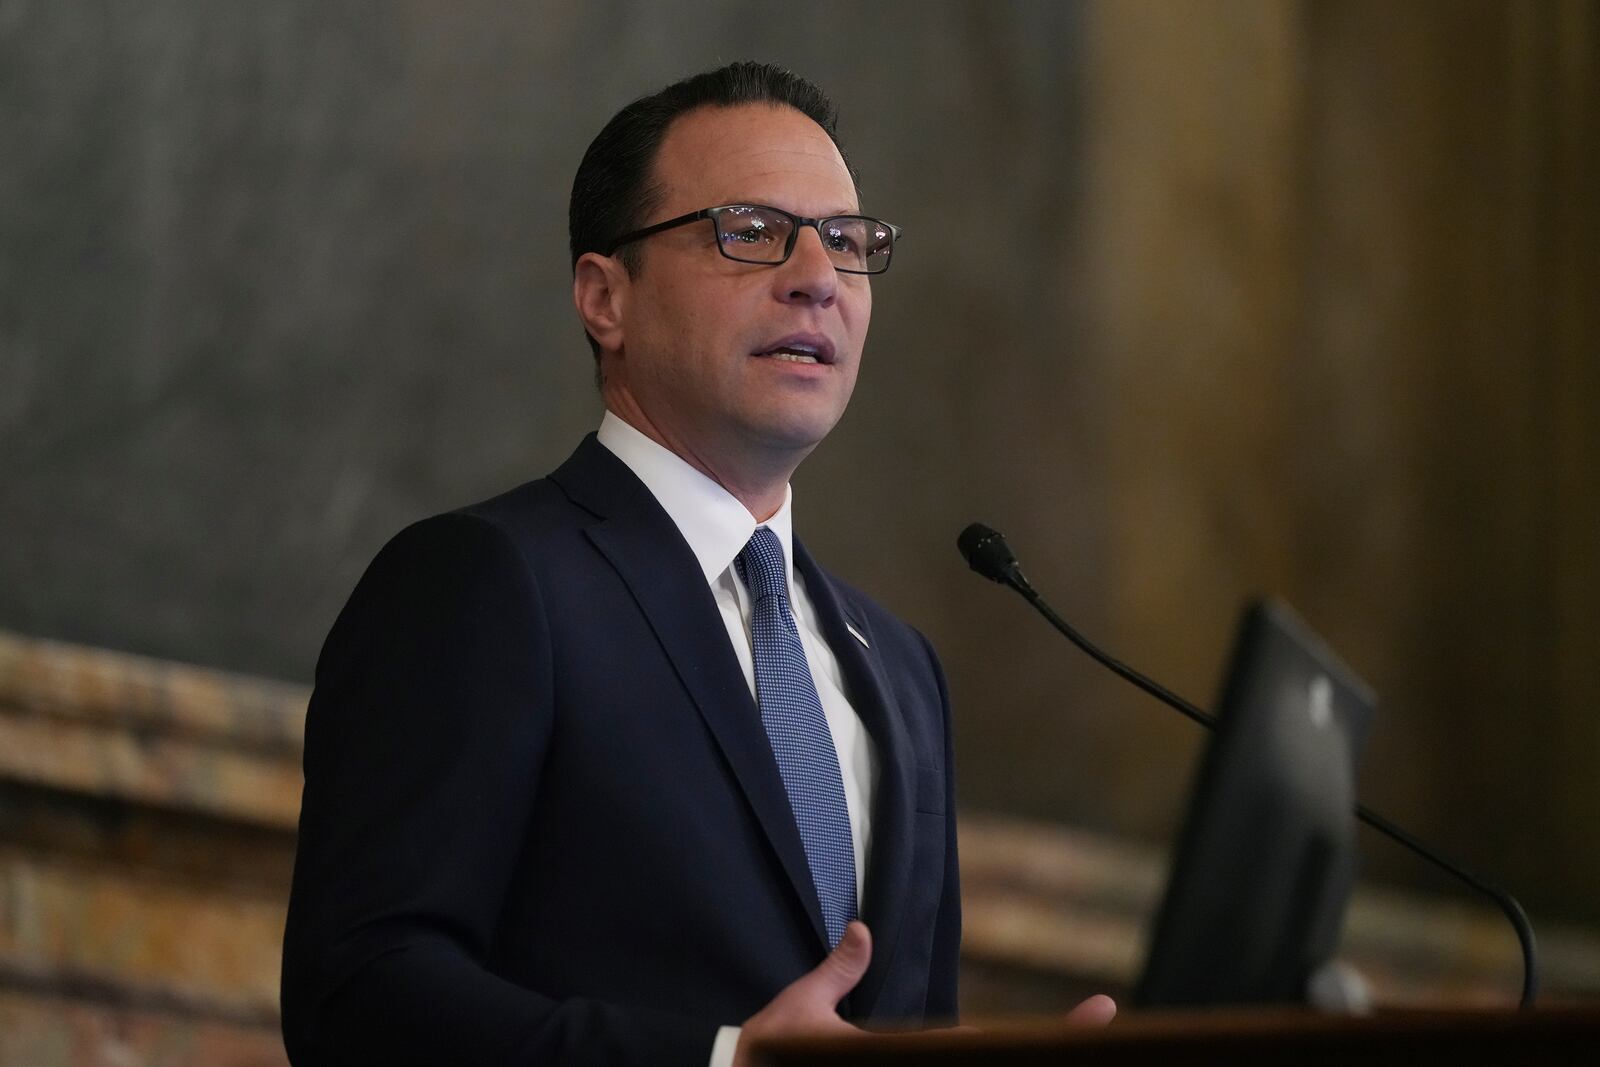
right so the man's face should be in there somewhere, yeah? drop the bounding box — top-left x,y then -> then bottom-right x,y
605,103 -> 871,471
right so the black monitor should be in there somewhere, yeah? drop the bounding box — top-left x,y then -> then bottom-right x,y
1133,598 -> 1377,1008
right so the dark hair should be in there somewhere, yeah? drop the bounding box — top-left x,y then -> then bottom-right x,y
568,62 -> 858,362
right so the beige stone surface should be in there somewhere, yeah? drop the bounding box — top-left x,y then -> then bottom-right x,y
0,714 -> 302,832
0,631 -> 307,751
0,990 -> 286,1067
0,852 -> 284,1020
0,629 -> 306,831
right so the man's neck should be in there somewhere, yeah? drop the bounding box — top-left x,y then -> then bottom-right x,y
602,404 -> 801,522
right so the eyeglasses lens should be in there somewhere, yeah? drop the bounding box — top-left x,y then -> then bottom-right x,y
821,218 -> 893,274
714,206 -> 794,263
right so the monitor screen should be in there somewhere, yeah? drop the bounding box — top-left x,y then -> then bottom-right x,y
1134,599 -> 1376,1008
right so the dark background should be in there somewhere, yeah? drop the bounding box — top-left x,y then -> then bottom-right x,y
2,0 -> 1595,932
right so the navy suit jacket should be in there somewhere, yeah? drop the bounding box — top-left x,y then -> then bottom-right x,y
281,434 -> 961,1065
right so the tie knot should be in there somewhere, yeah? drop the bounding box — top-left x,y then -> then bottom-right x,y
736,527 -> 789,604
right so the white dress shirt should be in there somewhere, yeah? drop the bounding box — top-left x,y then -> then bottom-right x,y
595,412 -> 878,1066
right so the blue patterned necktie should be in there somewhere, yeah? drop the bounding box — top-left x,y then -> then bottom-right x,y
736,526 -> 858,948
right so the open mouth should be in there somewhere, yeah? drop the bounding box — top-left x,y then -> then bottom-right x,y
753,335 -> 835,365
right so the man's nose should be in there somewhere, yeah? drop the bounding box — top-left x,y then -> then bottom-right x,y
772,226 -> 838,307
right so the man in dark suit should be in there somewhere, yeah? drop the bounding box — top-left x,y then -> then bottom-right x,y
282,62 -> 1108,1066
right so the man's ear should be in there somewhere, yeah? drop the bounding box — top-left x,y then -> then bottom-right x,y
573,252 -> 629,354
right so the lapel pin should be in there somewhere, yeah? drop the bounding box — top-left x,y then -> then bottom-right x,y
845,620 -> 870,649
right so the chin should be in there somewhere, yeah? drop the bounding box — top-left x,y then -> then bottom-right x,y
744,411 -> 845,454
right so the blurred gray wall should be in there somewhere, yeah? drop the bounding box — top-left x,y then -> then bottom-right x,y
0,0 -> 1089,678
3,0 -> 1596,930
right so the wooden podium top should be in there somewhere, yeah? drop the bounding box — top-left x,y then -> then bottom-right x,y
751,1006 -> 1600,1066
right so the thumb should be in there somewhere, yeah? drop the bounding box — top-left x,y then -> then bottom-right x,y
794,922 -> 873,1007
1065,994 -> 1117,1027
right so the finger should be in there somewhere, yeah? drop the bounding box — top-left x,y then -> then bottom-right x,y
795,922 -> 873,1007
1064,994 -> 1117,1027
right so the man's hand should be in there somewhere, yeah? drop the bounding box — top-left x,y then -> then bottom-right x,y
732,922 -> 1115,1067
1064,993 -> 1117,1027
733,921 -> 873,1067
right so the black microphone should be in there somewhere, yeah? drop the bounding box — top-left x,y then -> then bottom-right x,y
958,521 -> 1539,1008
956,524 -> 1036,597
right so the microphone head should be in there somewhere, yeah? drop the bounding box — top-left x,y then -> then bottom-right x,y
957,523 -> 1020,584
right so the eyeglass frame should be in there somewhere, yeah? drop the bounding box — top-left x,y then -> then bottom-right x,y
600,203 -> 903,275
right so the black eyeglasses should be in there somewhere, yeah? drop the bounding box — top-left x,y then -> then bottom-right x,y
602,203 -> 902,275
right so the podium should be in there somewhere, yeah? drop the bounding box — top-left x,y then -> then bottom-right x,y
751,1007 -> 1600,1066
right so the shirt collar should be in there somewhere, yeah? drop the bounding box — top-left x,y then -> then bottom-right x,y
596,411 -> 795,588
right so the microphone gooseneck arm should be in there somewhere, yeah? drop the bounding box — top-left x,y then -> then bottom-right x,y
958,523 -> 1539,1008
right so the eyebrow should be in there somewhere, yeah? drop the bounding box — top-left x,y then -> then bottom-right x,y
728,201 -> 866,217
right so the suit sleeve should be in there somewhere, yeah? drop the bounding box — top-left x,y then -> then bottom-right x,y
920,630 -> 963,1021
280,513 -> 715,1066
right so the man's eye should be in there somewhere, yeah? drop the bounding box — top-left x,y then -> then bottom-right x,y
722,223 -> 778,245
822,226 -> 863,256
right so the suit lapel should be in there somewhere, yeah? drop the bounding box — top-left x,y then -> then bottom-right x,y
551,436 -> 830,950
794,541 -> 916,1018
